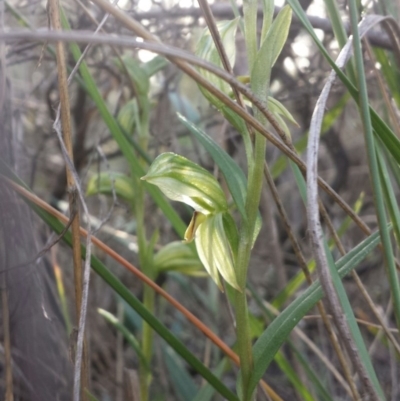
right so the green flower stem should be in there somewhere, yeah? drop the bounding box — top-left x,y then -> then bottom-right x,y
133,176 -> 153,401
234,284 -> 253,399
140,282 -> 155,401
134,99 -> 154,401
236,132 -> 267,401
238,2 -> 268,397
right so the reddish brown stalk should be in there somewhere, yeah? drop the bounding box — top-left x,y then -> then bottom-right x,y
47,0 -> 89,398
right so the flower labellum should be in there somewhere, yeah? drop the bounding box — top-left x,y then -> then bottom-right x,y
196,213 -> 240,291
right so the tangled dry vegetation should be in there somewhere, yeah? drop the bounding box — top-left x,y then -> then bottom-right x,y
1,0 -> 400,400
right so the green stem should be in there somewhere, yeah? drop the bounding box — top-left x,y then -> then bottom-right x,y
235,284 -> 253,400
235,133 -> 266,401
139,283 -> 155,401
134,109 -> 154,400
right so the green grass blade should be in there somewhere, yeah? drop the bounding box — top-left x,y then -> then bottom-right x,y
248,283 -> 334,400
247,285 -> 317,400
376,146 -> 400,308
374,48 -> 400,107
86,391 -> 101,401
324,0 -> 357,84
323,240 -> 385,400
289,347 -> 334,401
163,345 -> 198,401
324,0 -> 348,49
273,352 -> 316,401
98,308 -> 149,369
192,359 -> 228,401
348,0 -> 400,331
248,228 -> 384,396
290,160 -> 307,202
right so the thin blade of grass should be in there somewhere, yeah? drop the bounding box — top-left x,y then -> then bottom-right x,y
162,345 -> 198,401
322,239 -> 385,400
98,309 -> 149,370
289,347 -> 334,401
192,358 -> 228,401
376,145 -> 400,282
273,352 -> 315,401
348,0 -> 400,330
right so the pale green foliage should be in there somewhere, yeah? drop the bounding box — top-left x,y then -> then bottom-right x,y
261,0 -> 274,44
118,98 -> 139,134
142,152 -> 228,215
153,241 -> 205,276
86,172 -> 135,202
251,5 -> 292,100
195,18 -> 239,108
268,96 -> 298,138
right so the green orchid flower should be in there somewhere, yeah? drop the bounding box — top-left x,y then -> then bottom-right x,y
142,153 -> 240,291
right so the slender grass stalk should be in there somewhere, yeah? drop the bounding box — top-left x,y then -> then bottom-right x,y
135,177 -> 153,401
236,98 -> 266,395
348,0 -> 400,330
324,0 -> 357,84
128,67 -> 154,400
235,2 -> 270,398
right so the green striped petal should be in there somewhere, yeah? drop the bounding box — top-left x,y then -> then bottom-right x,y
142,153 -> 227,215
196,213 -> 240,292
